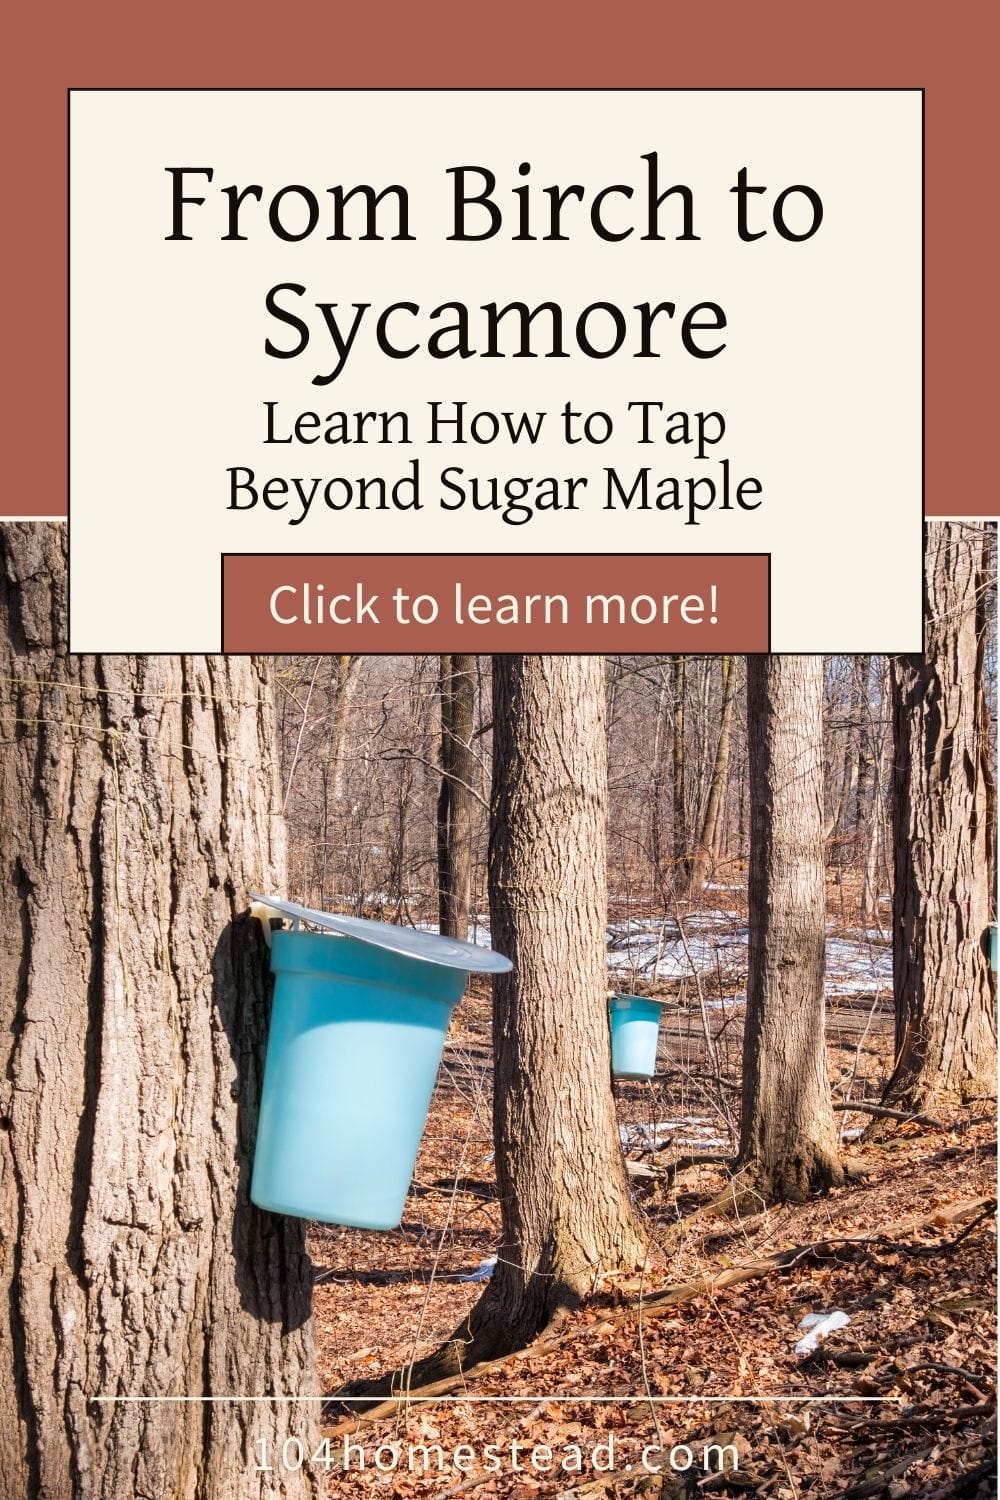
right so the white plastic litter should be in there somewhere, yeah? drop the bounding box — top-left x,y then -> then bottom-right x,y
795,1310 -> 851,1355
458,1257 -> 497,1283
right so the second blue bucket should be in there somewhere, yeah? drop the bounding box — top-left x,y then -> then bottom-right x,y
251,928 -> 467,1230
609,995 -> 663,1079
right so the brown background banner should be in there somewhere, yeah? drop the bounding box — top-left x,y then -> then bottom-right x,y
8,2 -> 996,517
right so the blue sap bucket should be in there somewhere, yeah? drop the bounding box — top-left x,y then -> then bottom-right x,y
608,995 -> 663,1079
991,923 -> 998,974
251,928 -> 467,1230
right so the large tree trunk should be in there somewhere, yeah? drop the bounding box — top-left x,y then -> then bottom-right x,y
735,655 -> 843,1204
457,655 -> 646,1361
437,654 -> 476,939
884,521 -> 997,1111
0,525 -> 318,1500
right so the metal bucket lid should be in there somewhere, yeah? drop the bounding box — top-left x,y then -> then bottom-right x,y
250,894 -> 513,974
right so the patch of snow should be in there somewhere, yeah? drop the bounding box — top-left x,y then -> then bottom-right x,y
605,913 -> 891,991
824,935 -> 892,996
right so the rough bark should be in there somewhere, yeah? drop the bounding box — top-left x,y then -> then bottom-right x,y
327,653 -> 358,807
884,521 -> 997,1111
735,655 -> 844,1204
437,655 -> 476,939
853,655 -> 872,861
671,655 -> 686,888
457,655 -> 647,1361
648,666 -> 671,903
0,525 -> 318,1500
975,540 -> 997,912
685,655 -> 737,896
825,668 -> 861,854
858,658 -> 892,930
317,653 -> 359,906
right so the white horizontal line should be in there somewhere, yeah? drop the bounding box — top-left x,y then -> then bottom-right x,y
91,1394 -> 904,1405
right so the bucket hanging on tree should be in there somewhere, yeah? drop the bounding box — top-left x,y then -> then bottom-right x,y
249,896 -> 511,1230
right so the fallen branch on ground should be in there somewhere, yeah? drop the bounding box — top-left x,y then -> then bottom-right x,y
920,1459 -> 998,1500
903,1362 -> 992,1389
833,1101 -> 947,1129
851,1401 -> 994,1432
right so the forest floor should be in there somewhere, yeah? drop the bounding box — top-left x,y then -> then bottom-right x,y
306,891 -> 997,1499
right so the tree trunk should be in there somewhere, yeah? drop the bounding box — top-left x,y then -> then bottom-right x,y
437,654 -> 476,938
327,653 -> 358,806
0,525 -> 318,1500
975,531 -> 997,928
860,688 -> 889,931
833,680 -> 860,859
685,655 -> 737,896
671,655 -> 686,891
735,655 -> 843,1204
456,655 -> 647,1362
648,666 -> 671,903
853,655 -> 872,863
884,521 -> 997,1111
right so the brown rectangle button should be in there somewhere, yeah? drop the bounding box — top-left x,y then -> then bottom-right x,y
221,553 -> 770,653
